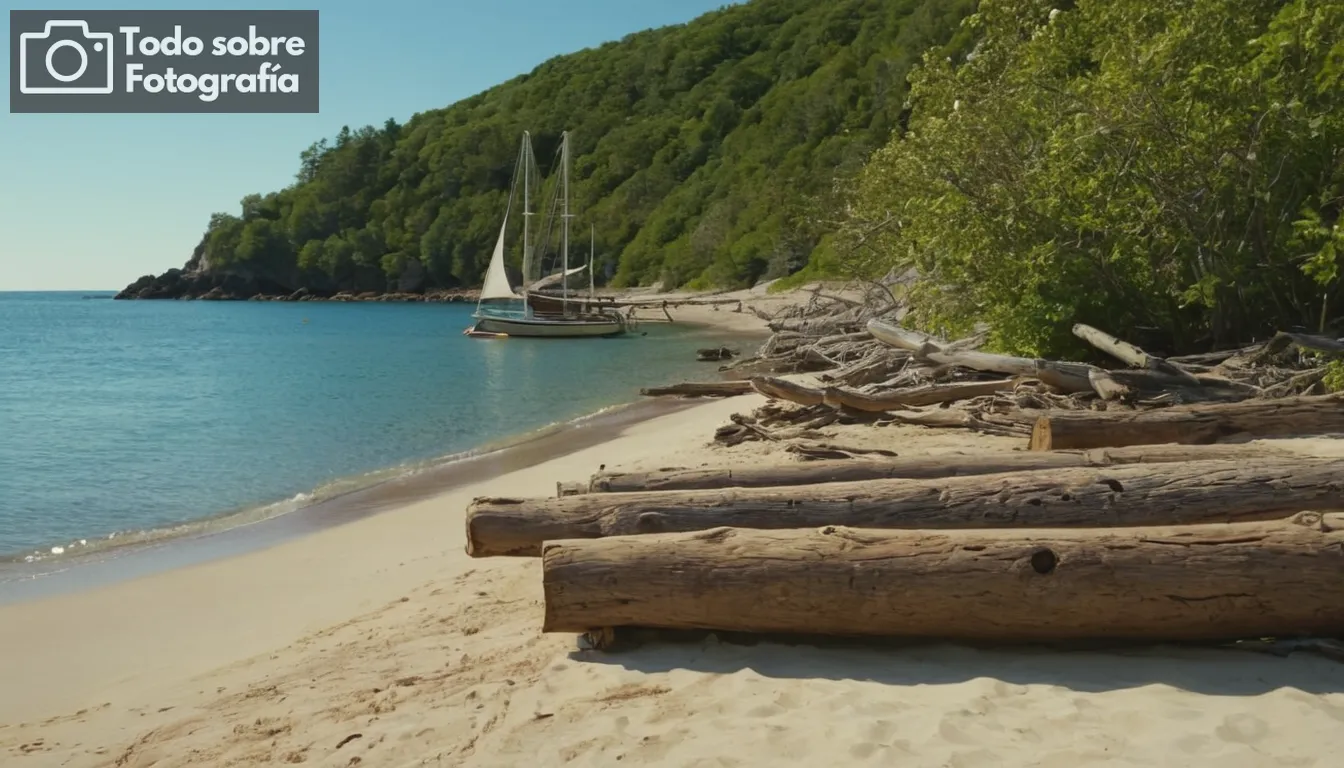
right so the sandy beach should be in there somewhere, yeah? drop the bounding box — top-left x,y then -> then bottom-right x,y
6,296 -> 1344,767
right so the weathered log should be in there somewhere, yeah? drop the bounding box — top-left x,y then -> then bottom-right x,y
873,406 -> 1037,437
1030,393 -> 1344,451
1277,332 -> 1344,355
749,376 -> 825,406
822,379 -> 1017,412
541,512 -> 1344,640
1168,349 -> 1241,366
1247,331 -> 1344,366
749,375 -> 1020,413
584,443 -> 1290,493
1087,369 -> 1253,403
864,320 -> 942,352
640,381 -> 754,398
867,319 -> 1096,393
464,457 -> 1344,557
784,442 -> 900,461
1030,360 -> 1100,394
1072,323 -> 1201,384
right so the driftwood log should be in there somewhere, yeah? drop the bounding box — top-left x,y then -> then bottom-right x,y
1248,332 -> 1344,365
464,458 -> 1344,557
640,381 -> 754,398
1030,393 -> 1344,450
541,512 -> 1344,640
749,375 -> 1017,412
867,319 -> 1097,393
1085,369 -> 1260,405
749,376 -> 825,406
1072,323 -> 1201,385
584,443 -> 1288,493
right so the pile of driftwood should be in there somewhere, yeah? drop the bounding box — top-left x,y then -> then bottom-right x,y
461,296 -> 1344,651
706,319 -> 1344,452
642,285 -> 1344,453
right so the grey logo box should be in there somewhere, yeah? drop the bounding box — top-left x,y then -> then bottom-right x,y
9,9 -> 319,113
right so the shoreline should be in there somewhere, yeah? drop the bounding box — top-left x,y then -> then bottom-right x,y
0,295 -> 772,600
0,394 -> 765,727
0,396 -> 705,606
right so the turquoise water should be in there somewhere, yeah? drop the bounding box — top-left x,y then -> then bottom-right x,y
0,292 -> 752,559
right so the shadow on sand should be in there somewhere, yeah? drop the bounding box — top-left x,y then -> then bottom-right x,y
571,630 -> 1344,697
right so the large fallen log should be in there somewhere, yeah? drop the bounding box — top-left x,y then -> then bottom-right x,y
541,512 -> 1344,640
464,457 -> 1344,557
640,381 -> 754,398
1030,393 -> 1344,451
585,443 -> 1289,493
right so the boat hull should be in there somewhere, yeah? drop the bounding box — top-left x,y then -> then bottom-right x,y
472,314 -> 626,338
526,291 -> 625,314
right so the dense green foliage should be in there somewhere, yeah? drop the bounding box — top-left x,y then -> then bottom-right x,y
844,0 -> 1344,355
195,0 -> 974,294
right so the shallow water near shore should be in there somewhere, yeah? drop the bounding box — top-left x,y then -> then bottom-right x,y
0,292 -> 754,588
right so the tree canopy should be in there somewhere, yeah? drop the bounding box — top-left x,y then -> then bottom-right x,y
189,0 -> 975,294
843,0 -> 1344,356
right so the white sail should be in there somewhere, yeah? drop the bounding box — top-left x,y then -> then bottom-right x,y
478,217 -> 517,301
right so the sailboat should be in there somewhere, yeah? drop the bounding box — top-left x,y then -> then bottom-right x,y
466,131 -> 627,339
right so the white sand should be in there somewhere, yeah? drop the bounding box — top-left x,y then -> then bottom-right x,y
6,392 -> 1344,767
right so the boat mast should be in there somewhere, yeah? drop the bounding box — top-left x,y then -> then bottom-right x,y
522,131 -> 531,316
589,224 -> 596,300
561,131 -> 571,307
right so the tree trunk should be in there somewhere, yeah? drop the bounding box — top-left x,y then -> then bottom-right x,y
541,512 -> 1344,640
585,443 -> 1289,493
641,381 -> 754,397
1030,393 -> 1344,451
464,457 -> 1344,557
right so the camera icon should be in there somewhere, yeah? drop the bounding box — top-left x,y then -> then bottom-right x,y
19,20 -> 115,95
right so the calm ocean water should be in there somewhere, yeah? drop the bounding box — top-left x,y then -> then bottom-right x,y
0,292 -> 751,560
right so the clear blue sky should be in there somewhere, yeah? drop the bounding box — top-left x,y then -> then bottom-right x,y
0,0 -> 734,291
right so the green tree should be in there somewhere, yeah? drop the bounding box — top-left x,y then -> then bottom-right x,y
846,0 -> 1344,355
131,0 -> 975,295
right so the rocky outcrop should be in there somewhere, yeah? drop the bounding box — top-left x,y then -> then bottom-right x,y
114,268 -> 293,301
116,234 -> 477,303
115,270 -> 480,303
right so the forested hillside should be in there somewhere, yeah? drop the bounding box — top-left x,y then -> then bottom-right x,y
842,0 -> 1343,356
121,0 -> 975,298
